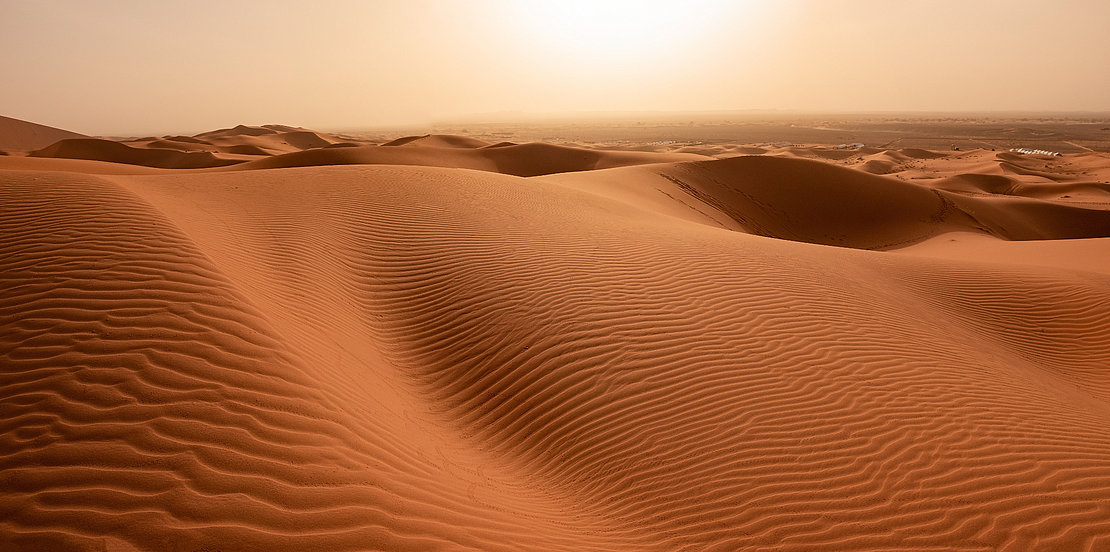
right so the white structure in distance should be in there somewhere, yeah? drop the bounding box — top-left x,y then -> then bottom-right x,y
1010,147 -> 1062,157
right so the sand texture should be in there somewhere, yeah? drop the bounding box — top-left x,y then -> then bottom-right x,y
3,124 -> 1110,551
0,115 -> 87,154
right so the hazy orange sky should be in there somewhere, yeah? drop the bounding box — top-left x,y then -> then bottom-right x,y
3,0 -> 1109,135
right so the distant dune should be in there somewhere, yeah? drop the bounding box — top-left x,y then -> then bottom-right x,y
0,114 -> 86,152
29,138 -> 242,169
119,126 -> 351,158
237,136 -> 710,176
3,120 -> 1110,551
382,133 -> 494,148
195,123 -> 284,138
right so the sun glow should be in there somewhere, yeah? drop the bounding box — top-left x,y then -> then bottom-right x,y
512,0 -> 749,63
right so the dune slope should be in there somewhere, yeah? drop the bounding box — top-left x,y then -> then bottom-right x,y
236,138 -> 710,176
542,155 -> 1110,249
0,115 -> 87,153
29,139 -> 242,169
2,156 -> 1110,551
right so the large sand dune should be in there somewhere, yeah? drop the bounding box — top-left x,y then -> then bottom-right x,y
3,124 -> 1110,551
0,115 -> 87,153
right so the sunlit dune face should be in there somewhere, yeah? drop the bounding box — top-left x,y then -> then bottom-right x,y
511,0 -> 749,66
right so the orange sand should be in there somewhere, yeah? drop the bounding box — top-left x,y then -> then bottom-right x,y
0,115 -> 87,153
2,122 -> 1110,551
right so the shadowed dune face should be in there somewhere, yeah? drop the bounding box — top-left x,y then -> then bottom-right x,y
195,124 -> 281,138
3,158 -> 1110,550
657,156 -> 962,249
935,173 -> 1110,200
164,135 -> 211,145
0,169 -> 646,551
29,138 -> 242,169
277,130 -> 334,150
234,140 -> 710,176
540,155 -> 1110,249
121,128 -> 352,158
381,134 -> 494,148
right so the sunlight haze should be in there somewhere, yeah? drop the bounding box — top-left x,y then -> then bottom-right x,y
2,0 -> 1108,135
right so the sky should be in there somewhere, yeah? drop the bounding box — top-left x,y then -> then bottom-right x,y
2,0 -> 1109,135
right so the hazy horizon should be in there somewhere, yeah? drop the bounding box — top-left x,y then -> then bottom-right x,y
4,0 -> 1110,135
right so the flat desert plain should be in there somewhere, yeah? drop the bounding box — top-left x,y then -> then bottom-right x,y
2,115 -> 1110,551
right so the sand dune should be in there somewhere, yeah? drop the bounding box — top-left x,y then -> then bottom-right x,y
203,130 -> 346,155
3,127 -> 1110,551
932,173 -> 1110,200
0,115 -> 87,153
163,135 -> 212,145
277,130 -> 335,150
122,128 -> 352,158
543,155 -> 1110,249
135,138 -> 212,152
734,146 -> 1110,207
196,124 -> 283,138
18,122 -> 1110,192
29,129 -> 706,174
237,139 -> 710,176
898,231 -> 1110,275
857,158 -> 899,174
382,134 -> 494,148
30,138 -> 243,169
0,156 -> 173,175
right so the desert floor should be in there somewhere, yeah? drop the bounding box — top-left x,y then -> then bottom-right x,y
2,116 -> 1110,551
